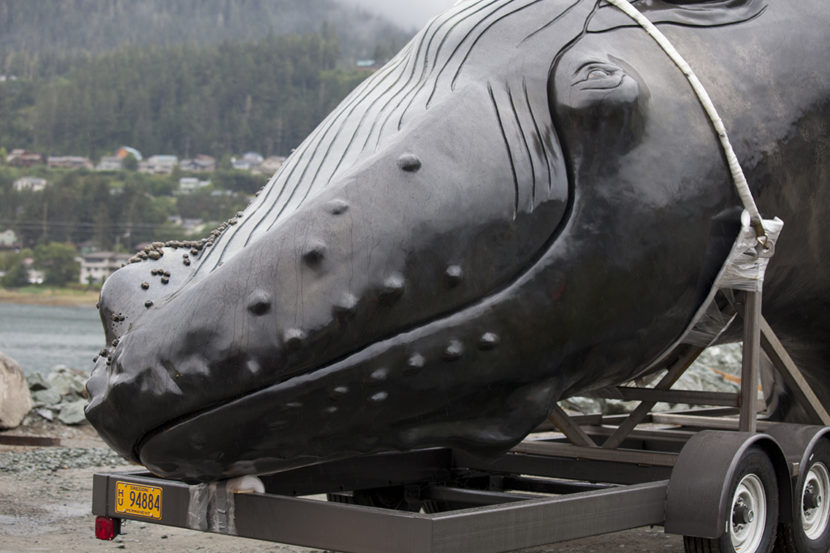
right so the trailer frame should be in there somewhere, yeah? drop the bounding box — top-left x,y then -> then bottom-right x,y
91,290 -> 830,553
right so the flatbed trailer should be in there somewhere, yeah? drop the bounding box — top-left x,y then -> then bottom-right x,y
91,291 -> 830,553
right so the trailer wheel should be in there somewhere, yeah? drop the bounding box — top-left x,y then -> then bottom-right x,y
684,447 -> 778,553
774,440 -> 830,553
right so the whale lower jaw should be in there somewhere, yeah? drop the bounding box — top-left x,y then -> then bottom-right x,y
134,296 -> 559,481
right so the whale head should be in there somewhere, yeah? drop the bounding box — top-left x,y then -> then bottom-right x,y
86,0 -> 763,481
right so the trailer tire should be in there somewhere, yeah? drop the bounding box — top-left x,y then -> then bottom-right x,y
774,440 -> 830,553
683,447 -> 778,553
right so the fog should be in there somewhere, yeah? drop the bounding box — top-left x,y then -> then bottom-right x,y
338,0 -> 459,30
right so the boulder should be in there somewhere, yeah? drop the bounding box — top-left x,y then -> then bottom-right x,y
0,352 -> 33,430
58,400 -> 88,426
31,388 -> 62,407
47,365 -> 87,398
26,372 -> 50,391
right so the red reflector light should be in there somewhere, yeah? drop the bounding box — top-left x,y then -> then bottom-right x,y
95,516 -> 121,540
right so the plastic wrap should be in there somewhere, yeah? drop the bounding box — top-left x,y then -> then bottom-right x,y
715,216 -> 783,293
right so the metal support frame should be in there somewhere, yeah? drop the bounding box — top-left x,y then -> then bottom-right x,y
602,345 -> 705,449
759,318 -> 830,425
739,291 -> 762,432
544,289 -> 827,451
93,465 -> 669,553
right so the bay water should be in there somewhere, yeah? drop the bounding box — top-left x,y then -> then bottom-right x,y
0,302 -> 105,375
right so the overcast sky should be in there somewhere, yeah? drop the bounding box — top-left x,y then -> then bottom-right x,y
338,0 -> 459,30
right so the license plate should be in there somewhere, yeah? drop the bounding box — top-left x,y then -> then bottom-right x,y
114,481 -> 162,520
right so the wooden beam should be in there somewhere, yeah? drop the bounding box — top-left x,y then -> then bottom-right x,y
0,435 -> 61,447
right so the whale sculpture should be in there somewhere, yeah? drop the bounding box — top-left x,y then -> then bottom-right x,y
85,0 -> 830,482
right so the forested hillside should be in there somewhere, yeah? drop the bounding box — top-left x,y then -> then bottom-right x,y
0,0 -> 412,159
7,33 -> 368,158
0,0 -> 406,78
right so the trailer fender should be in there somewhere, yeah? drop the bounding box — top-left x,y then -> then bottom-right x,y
665,430 -> 792,538
764,424 -> 830,488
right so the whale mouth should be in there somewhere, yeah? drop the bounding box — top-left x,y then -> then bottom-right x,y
125,258 -> 547,480
134,295 -> 557,482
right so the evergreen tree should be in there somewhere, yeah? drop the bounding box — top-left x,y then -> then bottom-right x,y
33,242 -> 79,286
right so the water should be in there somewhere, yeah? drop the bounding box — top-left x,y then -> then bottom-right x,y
0,303 -> 105,375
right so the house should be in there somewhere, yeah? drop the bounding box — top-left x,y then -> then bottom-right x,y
231,152 -> 264,171
178,177 -> 211,195
6,149 -> 43,167
252,156 -> 286,176
139,155 -> 179,175
78,252 -> 131,284
0,229 -> 19,250
77,241 -> 99,255
181,219 -> 204,232
179,154 -> 216,173
27,269 -> 45,285
13,177 -> 48,192
47,156 -> 94,170
96,156 -> 124,171
356,59 -> 378,70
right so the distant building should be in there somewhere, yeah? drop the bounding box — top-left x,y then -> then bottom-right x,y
47,156 -> 94,170
356,59 -> 379,71
6,149 -> 43,167
231,152 -> 264,171
253,156 -> 286,176
182,218 -> 204,232
178,177 -> 211,195
79,252 -> 131,284
0,229 -> 19,249
96,156 -> 124,171
139,155 -> 179,175
180,154 -> 216,173
77,241 -> 99,255
27,269 -> 45,285
13,176 -> 48,192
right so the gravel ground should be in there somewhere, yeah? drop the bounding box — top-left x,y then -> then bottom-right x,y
0,420 -> 687,553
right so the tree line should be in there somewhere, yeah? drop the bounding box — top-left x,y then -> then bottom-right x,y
1,31 -> 377,160
0,0 -> 406,79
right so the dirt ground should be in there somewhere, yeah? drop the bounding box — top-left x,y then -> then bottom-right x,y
0,422 -> 686,553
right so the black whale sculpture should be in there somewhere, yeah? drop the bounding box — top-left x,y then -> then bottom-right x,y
85,0 -> 830,482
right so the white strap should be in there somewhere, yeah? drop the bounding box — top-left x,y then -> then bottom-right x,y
603,0 -> 767,242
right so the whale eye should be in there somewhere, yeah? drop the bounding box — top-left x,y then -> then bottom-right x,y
574,63 -> 624,90
247,291 -> 272,316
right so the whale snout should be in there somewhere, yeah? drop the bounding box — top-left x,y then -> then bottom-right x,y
85,39 -> 574,478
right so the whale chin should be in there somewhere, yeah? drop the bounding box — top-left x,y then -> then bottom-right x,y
135,349 -> 559,482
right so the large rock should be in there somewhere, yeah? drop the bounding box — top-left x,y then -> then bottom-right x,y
47,365 -> 87,398
0,352 -> 33,430
58,400 -> 88,426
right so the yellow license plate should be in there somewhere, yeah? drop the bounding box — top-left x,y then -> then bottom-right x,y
114,481 -> 163,520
